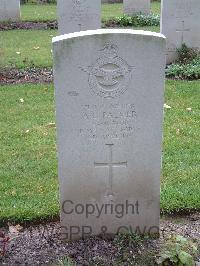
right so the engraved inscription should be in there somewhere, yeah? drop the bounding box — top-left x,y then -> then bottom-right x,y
72,0 -> 85,5
70,0 -> 91,23
166,43 -> 177,57
68,91 -> 79,97
80,103 -> 137,140
83,43 -> 134,98
94,144 -> 127,196
175,2 -> 193,18
176,21 -> 190,44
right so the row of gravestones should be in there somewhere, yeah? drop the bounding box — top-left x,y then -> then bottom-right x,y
52,0 -> 198,240
1,0 -> 200,64
0,0 -> 151,21
0,0 -> 150,22
53,0 -> 200,241
1,0 -> 199,241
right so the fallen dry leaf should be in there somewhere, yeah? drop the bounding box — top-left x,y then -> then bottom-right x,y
33,46 -> 40,50
15,224 -> 23,231
37,186 -> 44,192
46,122 -> 56,128
176,129 -> 180,135
8,224 -> 23,239
11,190 -> 16,196
164,103 -> 171,109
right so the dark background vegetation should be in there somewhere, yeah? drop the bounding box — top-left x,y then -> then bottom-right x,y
20,0 -> 160,4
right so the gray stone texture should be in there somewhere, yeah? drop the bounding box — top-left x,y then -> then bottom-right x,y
0,0 -> 20,22
161,0 -> 200,64
53,29 -> 166,240
57,0 -> 101,35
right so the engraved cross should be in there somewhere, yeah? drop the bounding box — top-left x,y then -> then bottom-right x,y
176,21 -> 190,44
94,144 -> 127,196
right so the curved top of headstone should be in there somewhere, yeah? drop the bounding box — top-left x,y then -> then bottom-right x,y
52,29 -> 166,44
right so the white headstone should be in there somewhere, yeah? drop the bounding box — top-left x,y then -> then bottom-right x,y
57,0 -> 101,35
53,29 -> 166,241
123,0 -> 150,15
0,0 -> 20,22
161,0 -> 200,64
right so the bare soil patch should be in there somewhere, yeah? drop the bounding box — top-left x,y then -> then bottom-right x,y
0,213 -> 199,265
0,68 -> 53,85
0,21 -> 58,31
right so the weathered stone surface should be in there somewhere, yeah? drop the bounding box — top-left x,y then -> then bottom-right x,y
53,29 -> 166,241
161,0 -> 200,64
102,0 -> 122,3
57,0 -> 101,35
0,0 -> 20,22
123,0 -> 150,15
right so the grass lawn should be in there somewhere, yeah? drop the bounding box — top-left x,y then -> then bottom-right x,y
0,30 -> 57,69
151,1 -> 161,15
0,84 -> 58,224
20,2 -> 161,22
0,80 -> 199,224
0,25 -> 159,69
21,4 -> 57,22
162,80 -> 200,212
0,2 -> 160,69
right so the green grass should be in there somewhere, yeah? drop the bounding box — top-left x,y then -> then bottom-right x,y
0,30 -> 57,69
19,2 -> 161,22
0,26 -> 159,69
0,84 -> 58,223
103,1 -> 160,20
21,4 -> 57,22
132,25 -> 159,32
102,3 -> 124,20
0,1 -> 198,223
0,2 -> 160,69
151,1 -> 161,15
0,80 -> 199,224
162,80 -> 200,213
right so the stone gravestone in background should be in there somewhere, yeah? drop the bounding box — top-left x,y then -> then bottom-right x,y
124,0 -> 150,15
53,29 -> 166,241
161,0 -> 200,64
57,0 -> 101,35
0,0 -> 20,22
102,0 -> 122,3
